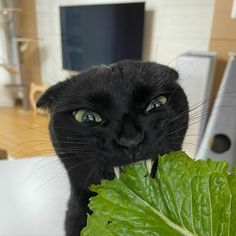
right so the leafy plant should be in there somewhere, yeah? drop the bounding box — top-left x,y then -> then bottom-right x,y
81,152 -> 236,236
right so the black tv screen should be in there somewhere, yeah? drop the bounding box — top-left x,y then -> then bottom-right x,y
60,2 -> 145,71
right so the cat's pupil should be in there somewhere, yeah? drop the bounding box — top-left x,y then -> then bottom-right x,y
82,112 -> 96,124
151,100 -> 162,109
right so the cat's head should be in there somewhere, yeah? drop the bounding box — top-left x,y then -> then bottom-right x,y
37,60 -> 188,177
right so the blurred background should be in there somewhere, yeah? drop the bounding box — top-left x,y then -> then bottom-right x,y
0,0 -> 236,235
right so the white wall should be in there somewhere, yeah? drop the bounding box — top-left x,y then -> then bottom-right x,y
35,0 -> 215,85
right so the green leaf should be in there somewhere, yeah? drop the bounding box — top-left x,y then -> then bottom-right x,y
81,151 -> 236,236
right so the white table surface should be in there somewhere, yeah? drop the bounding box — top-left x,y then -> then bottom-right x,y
0,156 -> 70,236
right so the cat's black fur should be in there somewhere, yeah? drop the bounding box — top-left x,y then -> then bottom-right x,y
37,60 -> 189,236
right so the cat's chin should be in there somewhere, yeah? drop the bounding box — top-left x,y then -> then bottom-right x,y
113,159 -> 152,178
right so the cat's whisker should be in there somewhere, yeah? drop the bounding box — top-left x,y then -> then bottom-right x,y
167,106 -> 206,127
53,140 -> 91,144
165,134 -> 200,141
0,126 -> 50,137
33,168 -> 67,192
168,107 -> 225,135
166,83 -> 181,101
25,152 -> 99,180
13,147 -> 97,157
166,122 -> 195,138
166,103 -> 235,138
18,123 -> 50,136
34,158 -> 97,191
53,135 -> 90,141
54,148 -> 99,153
165,43 -> 207,67
9,140 -> 92,156
16,148 -> 89,159
164,141 -> 211,154
9,138 -> 90,145
13,150 -> 55,158
9,142 -> 54,154
25,157 -> 98,183
188,104 -> 236,120
77,167 -> 98,200
167,91 -> 236,127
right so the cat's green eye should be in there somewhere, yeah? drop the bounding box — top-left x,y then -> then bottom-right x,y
73,110 -> 102,124
145,95 -> 167,112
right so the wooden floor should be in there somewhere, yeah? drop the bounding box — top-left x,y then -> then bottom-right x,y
0,106 -> 54,158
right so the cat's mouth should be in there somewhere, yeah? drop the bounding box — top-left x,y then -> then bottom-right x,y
113,159 -> 152,178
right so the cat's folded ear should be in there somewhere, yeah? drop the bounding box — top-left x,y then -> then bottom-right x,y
36,81 -> 66,112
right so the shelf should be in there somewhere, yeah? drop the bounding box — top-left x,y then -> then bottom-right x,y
14,37 -> 42,43
0,8 -> 22,14
0,63 -> 19,76
5,84 -> 27,89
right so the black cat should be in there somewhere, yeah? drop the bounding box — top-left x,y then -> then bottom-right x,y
37,60 -> 189,236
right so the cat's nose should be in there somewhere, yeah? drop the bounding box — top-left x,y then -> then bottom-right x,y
117,133 -> 144,149
115,133 -> 144,162
115,113 -> 144,149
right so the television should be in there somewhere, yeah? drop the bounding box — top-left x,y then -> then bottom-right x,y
60,2 -> 145,71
